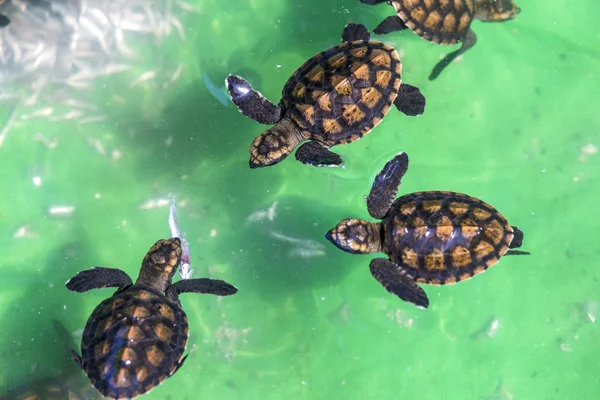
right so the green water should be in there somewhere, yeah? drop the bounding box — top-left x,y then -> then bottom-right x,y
1,0 -> 599,399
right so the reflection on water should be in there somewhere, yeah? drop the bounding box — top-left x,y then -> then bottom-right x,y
0,0 -> 194,139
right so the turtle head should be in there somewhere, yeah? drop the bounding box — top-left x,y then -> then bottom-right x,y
136,238 -> 182,293
475,0 -> 520,22
249,118 -> 306,168
325,219 -> 382,254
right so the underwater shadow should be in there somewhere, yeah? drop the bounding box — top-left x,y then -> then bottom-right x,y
247,0 -> 372,63
114,55 -> 267,184
217,195 -> 358,302
0,235 -> 102,398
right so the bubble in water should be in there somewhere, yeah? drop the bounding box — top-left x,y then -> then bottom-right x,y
540,168 -> 546,173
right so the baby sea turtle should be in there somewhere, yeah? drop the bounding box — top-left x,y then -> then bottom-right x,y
360,0 -> 521,80
225,23 -> 426,168
326,152 -> 529,308
65,238 -> 237,399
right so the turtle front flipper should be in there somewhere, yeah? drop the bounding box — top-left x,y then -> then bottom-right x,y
367,152 -> 409,219
374,16 -> 408,35
341,23 -> 370,42
394,83 -> 426,116
429,29 -> 477,81
65,267 -> 133,293
225,75 -> 283,125
369,258 -> 429,309
166,278 -> 238,301
358,0 -> 387,4
295,140 -> 343,167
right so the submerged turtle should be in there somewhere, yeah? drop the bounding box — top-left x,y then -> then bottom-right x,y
360,0 -> 521,80
326,152 -> 529,308
225,23 -> 426,168
65,238 -> 237,399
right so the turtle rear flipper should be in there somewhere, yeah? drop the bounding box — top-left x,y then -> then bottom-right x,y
295,141 -> 343,167
225,75 -> 283,125
367,152 -> 409,219
429,29 -> 477,80
506,226 -> 529,255
510,226 -> 524,248
166,278 -> 238,301
71,350 -> 84,370
394,83 -> 426,116
370,258 -> 429,309
65,267 -> 132,293
342,23 -> 370,42
374,16 -> 408,35
506,250 -> 530,255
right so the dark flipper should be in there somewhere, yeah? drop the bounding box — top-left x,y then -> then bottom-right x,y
225,75 -> 283,125
506,226 -> 529,254
166,278 -> 238,300
359,0 -> 387,4
52,320 -> 82,375
429,28 -> 477,80
65,267 -> 132,293
510,226 -> 524,248
506,250 -> 530,255
394,83 -> 426,116
71,349 -> 83,370
0,14 -> 9,28
342,23 -> 370,42
374,16 -> 408,35
295,140 -> 343,167
370,258 -> 429,309
367,152 -> 409,219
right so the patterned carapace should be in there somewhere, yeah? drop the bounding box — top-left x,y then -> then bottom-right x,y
225,23 -> 425,168
66,238 -> 237,399
383,191 -> 515,285
326,153 -> 528,308
283,41 -> 401,146
361,0 -> 520,80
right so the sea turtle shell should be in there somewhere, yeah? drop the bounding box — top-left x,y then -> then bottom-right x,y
282,40 -> 402,146
79,286 -> 188,399
382,191 -> 515,284
390,0 -> 475,44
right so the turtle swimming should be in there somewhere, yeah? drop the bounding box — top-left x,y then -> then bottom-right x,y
225,23 -> 426,168
359,0 -> 521,80
65,238 -> 237,399
326,152 -> 529,308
